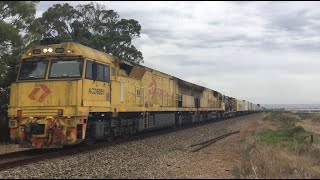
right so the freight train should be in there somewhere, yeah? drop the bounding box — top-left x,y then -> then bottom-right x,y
7,38 -> 262,149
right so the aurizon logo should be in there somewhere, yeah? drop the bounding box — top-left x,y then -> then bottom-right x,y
28,84 -> 51,103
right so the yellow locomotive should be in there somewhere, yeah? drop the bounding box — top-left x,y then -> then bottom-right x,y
8,39 -> 261,148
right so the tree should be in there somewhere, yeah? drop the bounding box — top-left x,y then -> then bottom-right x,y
35,2 -> 143,64
0,1 -> 38,113
0,1 -> 39,142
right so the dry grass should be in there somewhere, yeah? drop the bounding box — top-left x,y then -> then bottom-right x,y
232,112 -> 320,179
263,111 -> 299,129
294,112 -> 320,122
296,120 -> 320,138
233,144 -> 320,179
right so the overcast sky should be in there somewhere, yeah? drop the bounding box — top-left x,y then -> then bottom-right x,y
37,1 -> 320,105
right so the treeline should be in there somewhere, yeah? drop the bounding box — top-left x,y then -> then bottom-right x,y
0,1 -> 143,141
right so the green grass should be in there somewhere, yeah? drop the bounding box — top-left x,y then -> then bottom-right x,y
254,126 -> 311,153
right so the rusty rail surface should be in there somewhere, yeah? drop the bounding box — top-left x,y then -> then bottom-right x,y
190,131 -> 240,152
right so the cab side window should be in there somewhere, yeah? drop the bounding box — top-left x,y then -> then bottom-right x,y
111,67 -> 115,76
97,64 -> 104,81
85,60 -> 110,82
104,66 -> 110,81
85,61 -> 93,79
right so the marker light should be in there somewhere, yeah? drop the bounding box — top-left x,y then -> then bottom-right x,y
33,49 -> 41,54
55,48 -> 65,53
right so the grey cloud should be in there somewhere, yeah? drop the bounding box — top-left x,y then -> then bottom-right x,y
269,9 -> 309,32
36,1 -> 320,104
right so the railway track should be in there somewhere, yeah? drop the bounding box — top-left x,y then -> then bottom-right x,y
0,143 -> 112,171
0,149 -> 61,171
0,114 -> 255,171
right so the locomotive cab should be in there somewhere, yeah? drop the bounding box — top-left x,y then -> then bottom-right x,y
8,39 -> 115,148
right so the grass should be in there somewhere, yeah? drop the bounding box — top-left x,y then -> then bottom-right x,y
263,111 -> 296,120
295,112 -> 315,120
293,112 -> 320,122
254,126 -> 311,152
260,112 -> 313,153
263,111 -> 300,127
232,112 -> 320,179
233,144 -> 320,179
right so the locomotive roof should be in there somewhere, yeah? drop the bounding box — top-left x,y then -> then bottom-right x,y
22,42 -> 115,64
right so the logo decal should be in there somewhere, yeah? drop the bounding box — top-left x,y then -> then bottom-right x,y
28,84 -> 51,103
148,79 -> 157,96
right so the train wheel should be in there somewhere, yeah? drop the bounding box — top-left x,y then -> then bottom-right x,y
106,131 -> 115,142
84,138 -> 96,146
123,131 -> 132,140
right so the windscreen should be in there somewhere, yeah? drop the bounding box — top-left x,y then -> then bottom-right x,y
18,61 -> 48,80
49,59 -> 83,78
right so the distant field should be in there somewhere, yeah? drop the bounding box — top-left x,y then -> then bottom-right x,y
265,108 -> 320,113
262,104 -> 320,110
288,109 -> 320,113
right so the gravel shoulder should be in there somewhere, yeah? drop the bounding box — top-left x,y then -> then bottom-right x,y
0,113 -> 264,179
0,145 -> 29,155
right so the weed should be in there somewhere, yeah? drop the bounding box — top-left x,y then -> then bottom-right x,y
254,126 -> 311,151
232,112 -> 320,179
263,111 -> 300,129
232,144 -> 320,179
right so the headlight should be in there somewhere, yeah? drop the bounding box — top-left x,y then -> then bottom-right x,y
43,48 -> 48,53
48,48 -> 53,53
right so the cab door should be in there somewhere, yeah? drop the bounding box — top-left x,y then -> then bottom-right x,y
82,60 -> 111,107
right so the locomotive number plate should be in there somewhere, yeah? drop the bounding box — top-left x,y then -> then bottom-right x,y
89,88 -> 105,95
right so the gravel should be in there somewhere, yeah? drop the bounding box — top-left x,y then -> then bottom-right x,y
0,145 -> 30,155
0,113 -> 262,179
